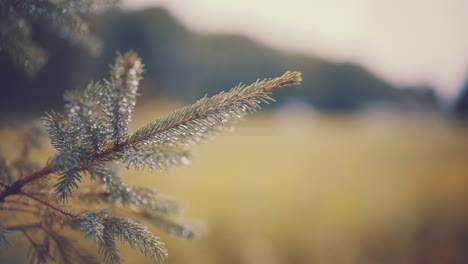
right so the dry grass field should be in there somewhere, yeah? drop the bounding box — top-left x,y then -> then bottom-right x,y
2,101 -> 468,264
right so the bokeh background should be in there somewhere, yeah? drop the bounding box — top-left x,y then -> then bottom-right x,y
2,0 -> 468,263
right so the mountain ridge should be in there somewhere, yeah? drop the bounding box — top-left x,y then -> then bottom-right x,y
0,7 -> 438,113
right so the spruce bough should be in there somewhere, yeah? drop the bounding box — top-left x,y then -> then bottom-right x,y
0,51 -> 302,263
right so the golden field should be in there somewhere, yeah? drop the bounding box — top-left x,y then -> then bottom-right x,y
2,102 -> 468,264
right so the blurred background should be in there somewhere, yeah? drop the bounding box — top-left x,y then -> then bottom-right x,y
1,0 -> 468,263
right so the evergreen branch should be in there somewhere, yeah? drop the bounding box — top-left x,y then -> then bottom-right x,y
131,187 -> 183,215
0,165 -> 52,201
87,167 -> 183,214
53,169 -> 83,203
80,211 -> 105,242
1,0 -> 111,74
104,51 -> 144,145
146,213 -> 198,239
59,0 -> 118,14
0,31 -> 47,76
129,71 -> 302,146
0,147 -> 116,202
51,148 -> 95,202
100,228 -> 124,264
51,148 -> 94,171
105,216 -> 168,263
87,166 -> 133,203
43,111 -> 78,151
0,3 -> 47,75
0,50 -> 301,262
0,146 -> 121,202
0,70 -> 300,202
81,210 -> 167,263
122,144 -> 191,171
10,0 -> 101,54
65,82 -> 107,152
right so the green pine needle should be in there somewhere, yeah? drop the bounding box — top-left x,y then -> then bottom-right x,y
130,71 -> 302,146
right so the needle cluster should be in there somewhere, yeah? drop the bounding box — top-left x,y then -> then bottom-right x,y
0,51 -> 302,263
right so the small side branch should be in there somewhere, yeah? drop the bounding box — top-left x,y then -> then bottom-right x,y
0,165 -> 53,201
21,190 -> 81,219
5,222 -> 43,231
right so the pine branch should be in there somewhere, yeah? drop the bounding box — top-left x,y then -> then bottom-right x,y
122,144 -> 191,171
104,51 -> 144,145
0,65 -> 301,203
130,187 -> 183,215
86,167 -> 183,214
43,111 -> 78,151
53,169 -> 82,203
105,215 -> 168,263
0,0 -> 108,75
87,166 -> 133,203
100,228 -> 124,264
12,0 -> 101,53
65,82 -> 107,153
0,3 -> 47,75
81,210 -> 168,264
51,148 -> 95,202
0,165 -> 53,201
0,50 -> 301,263
145,213 -> 198,239
129,71 -> 302,146
50,148 -> 94,171
58,0 -> 118,14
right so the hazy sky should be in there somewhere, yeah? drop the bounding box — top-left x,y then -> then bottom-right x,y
122,0 -> 468,99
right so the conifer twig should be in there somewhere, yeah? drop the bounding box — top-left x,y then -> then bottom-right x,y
20,190 -> 81,219
129,71 -> 302,146
0,71 -> 302,202
0,166 -> 52,201
0,50 -> 302,264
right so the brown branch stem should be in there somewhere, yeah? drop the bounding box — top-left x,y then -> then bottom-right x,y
21,190 -> 81,219
0,165 -> 53,202
0,145 -> 117,201
5,222 -> 43,231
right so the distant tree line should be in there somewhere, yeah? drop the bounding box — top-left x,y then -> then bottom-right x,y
0,7 -> 440,114
453,79 -> 468,118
